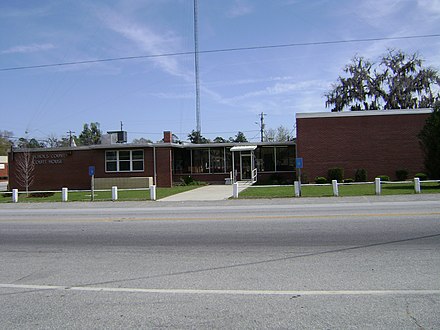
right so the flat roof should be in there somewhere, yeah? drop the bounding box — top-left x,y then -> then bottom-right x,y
296,109 -> 432,119
9,140 -> 295,153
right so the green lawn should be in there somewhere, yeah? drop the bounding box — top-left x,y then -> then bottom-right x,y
0,185 -> 201,203
239,182 -> 440,199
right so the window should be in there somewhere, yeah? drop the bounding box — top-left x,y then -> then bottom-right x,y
276,146 -> 295,171
192,149 -> 210,173
105,150 -> 144,172
256,147 -> 275,171
210,148 -> 225,173
173,149 -> 191,174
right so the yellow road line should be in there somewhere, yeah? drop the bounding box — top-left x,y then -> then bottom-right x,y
1,283 -> 440,296
0,212 -> 439,222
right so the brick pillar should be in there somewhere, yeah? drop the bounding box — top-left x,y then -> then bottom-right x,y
156,147 -> 173,187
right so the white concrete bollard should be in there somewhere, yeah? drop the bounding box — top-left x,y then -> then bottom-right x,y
112,186 -> 118,201
414,177 -> 421,194
12,189 -> 18,203
375,177 -> 381,195
232,182 -> 239,199
332,180 -> 339,197
294,181 -> 301,197
149,185 -> 156,201
62,187 -> 68,202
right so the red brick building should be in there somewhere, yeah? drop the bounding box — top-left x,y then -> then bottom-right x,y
0,156 -> 8,180
8,131 -> 296,191
296,109 -> 431,182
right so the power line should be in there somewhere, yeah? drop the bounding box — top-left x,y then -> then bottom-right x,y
1,34 -> 439,72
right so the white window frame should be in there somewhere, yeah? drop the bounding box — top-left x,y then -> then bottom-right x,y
105,150 -> 144,173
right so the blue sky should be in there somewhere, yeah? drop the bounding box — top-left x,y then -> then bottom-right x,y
1,0 -> 440,143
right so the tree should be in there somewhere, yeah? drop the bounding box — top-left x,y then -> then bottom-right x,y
325,50 -> 440,112
132,137 -> 153,144
188,130 -> 210,144
45,134 -> 60,148
229,131 -> 248,143
17,137 -> 45,149
213,136 -> 227,143
0,130 -> 13,156
419,102 -> 440,179
79,122 -> 102,145
15,150 -> 35,195
264,126 -> 292,142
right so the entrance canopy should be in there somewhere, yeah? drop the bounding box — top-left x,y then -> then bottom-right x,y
230,145 -> 258,183
230,145 -> 257,152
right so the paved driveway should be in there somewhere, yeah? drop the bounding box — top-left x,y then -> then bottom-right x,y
159,183 -> 251,202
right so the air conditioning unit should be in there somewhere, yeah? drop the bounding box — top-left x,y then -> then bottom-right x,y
116,131 -> 127,143
106,130 -> 127,144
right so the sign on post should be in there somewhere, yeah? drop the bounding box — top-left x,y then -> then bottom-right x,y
89,166 -> 95,201
88,166 -> 95,176
295,158 -> 304,189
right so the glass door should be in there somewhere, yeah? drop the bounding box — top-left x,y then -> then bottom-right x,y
240,153 -> 252,180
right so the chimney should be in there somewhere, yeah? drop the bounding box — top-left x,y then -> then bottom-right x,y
163,131 -> 172,143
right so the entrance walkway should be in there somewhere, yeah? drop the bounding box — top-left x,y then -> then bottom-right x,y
159,182 -> 252,202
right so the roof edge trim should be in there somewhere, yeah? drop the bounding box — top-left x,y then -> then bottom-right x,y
296,109 -> 432,119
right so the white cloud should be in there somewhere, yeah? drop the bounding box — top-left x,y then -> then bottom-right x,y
417,0 -> 440,15
356,0 -> 403,20
1,43 -> 55,54
228,80 -> 328,103
0,4 -> 53,18
98,9 -> 192,81
205,76 -> 296,88
227,0 -> 254,18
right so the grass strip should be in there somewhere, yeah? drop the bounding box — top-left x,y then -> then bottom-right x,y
0,185 -> 201,203
239,182 -> 440,199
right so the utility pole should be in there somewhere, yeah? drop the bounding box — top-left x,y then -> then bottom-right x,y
67,130 -> 76,147
259,112 -> 266,142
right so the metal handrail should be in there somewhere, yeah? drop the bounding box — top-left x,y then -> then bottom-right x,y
252,168 -> 258,183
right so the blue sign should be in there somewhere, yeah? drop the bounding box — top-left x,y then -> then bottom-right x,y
295,158 -> 303,169
88,166 -> 95,176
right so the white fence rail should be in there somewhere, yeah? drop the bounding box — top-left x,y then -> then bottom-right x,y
7,185 -> 156,203
248,179 -> 439,197
290,179 -> 439,197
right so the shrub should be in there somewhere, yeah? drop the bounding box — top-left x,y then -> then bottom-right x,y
315,176 -> 327,184
395,169 -> 408,181
300,173 -> 309,184
415,172 -> 428,181
327,167 -> 344,182
343,178 -> 354,183
181,176 -> 195,185
355,169 -> 368,182
376,175 -> 390,181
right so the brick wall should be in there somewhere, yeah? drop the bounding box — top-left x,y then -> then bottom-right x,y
7,146 -> 173,191
156,147 -> 173,187
0,163 -> 8,179
296,111 -> 430,182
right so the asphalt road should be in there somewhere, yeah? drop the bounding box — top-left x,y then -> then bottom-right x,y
1,196 -> 439,329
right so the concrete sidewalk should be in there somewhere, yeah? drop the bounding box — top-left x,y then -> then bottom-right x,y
159,183 -> 251,202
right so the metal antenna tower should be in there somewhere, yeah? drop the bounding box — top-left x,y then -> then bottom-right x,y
259,112 -> 266,142
193,0 -> 201,134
